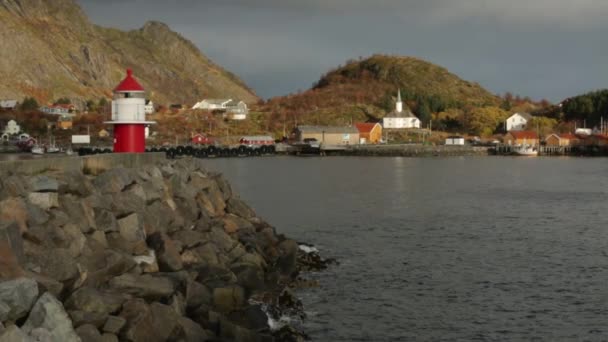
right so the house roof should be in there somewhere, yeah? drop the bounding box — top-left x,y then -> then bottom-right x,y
203,99 -> 232,105
385,108 -> 418,119
558,133 -> 578,140
510,112 -> 533,120
114,69 -> 145,92
240,135 -> 273,141
296,125 -> 359,134
0,100 -> 18,108
355,123 -> 380,134
508,131 -> 538,139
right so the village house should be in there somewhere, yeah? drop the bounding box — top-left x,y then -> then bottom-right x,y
0,100 -> 18,110
3,120 -> 20,135
145,100 -> 155,114
192,99 -> 249,120
293,125 -> 359,146
191,133 -> 213,145
445,136 -> 465,145
503,130 -> 539,146
382,89 -> 421,129
545,133 -> 579,147
40,104 -> 76,116
355,123 -> 382,144
58,116 -> 73,130
506,112 -> 532,131
98,129 -> 110,138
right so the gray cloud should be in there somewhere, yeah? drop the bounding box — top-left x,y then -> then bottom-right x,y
78,0 -> 608,101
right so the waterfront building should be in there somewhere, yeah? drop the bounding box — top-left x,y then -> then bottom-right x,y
192,99 -> 249,120
506,112 -> 532,131
382,89 -> 421,129
503,130 -> 538,146
355,123 -> 382,144
545,133 -> 579,147
445,136 -> 465,145
293,125 -> 360,146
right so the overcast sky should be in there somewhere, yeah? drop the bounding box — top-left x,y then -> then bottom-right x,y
78,0 -> 608,102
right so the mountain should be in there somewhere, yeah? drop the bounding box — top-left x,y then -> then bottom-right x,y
0,0 -> 257,106
260,54 -> 499,132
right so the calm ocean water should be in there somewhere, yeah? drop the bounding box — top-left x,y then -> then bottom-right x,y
202,156 -> 608,341
4,152 -> 606,339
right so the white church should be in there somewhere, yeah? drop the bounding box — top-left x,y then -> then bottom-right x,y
382,89 -> 421,129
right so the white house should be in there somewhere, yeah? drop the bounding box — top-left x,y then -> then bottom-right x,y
3,120 -> 20,135
192,99 -> 249,120
40,104 -> 74,116
506,112 -> 532,131
445,136 -> 465,145
144,100 -> 155,114
0,100 -> 18,110
382,89 -> 421,129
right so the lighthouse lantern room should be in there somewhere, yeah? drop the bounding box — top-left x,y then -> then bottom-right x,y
105,69 -> 155,153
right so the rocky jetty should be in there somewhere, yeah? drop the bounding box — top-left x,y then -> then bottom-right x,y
0,158 -> 321,341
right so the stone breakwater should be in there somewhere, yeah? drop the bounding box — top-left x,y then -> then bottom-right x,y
342,144 -> 490,157
0,157 -> 327,342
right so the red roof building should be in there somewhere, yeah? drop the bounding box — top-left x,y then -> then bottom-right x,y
504,130 -> 539,146
355,122 -> 382,144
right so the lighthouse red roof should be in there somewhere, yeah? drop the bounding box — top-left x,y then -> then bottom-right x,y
114,69 -> 144,92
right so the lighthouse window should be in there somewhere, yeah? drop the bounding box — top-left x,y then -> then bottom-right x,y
125,93 -> 131,98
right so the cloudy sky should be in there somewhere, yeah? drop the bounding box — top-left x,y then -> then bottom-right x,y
78,0 -> 608,102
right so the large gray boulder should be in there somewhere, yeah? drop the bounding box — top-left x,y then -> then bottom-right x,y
93,168 -> 135,194
147,233 -> 183,272
0,221 -> 25,280
21,292 -> 81,342
27,193 -> 59,211
28,176 -> 59,193
0,278 -> 38,322
0,325 -> 31,342
109,274 -> 175,300
65,287 -> 126,318
119,301 -> 182,342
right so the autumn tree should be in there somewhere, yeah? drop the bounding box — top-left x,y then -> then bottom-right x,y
526,116 -> 558,137
462,106 -> 508,137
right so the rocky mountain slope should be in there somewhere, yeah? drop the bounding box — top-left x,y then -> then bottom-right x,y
0,0 -> 257,105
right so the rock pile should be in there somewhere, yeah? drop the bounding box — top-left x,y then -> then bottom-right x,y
0,158 -> 312,341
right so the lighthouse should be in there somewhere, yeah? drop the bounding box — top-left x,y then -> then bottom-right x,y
105,69 -> 155,153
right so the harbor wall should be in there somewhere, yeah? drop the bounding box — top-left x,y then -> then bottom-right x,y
0,153 -> 167,175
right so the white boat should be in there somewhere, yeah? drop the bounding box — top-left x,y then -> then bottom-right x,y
31,145 -> 45,155
513,145 -> 538,156
46,136 -> 60,153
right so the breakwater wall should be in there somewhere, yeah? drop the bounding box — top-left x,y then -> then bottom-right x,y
341,144 -> 490,157
0,155 -> 320,341
0,153 -> 167,175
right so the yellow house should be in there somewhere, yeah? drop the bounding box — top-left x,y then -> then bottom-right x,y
355,123 -> 383,144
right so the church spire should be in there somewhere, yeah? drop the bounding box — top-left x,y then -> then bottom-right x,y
396,88 -> 403,113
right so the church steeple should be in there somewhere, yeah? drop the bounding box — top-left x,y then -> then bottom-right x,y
396,88 -> 403,113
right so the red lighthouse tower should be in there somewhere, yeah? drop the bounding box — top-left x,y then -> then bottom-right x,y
105,69 -> 155,153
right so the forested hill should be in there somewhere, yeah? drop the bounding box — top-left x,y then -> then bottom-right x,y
258,54 -> 500,133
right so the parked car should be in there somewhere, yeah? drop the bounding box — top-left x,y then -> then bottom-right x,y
303,138 -> 320,148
